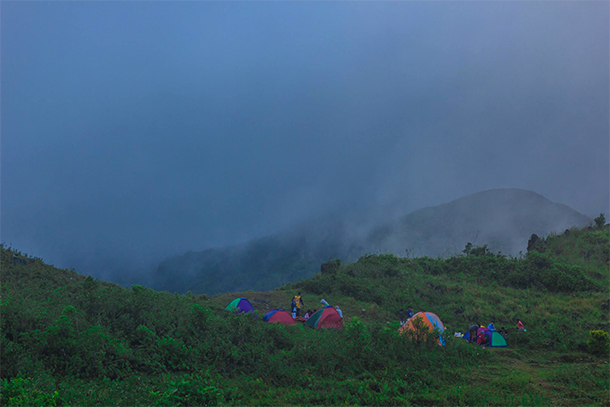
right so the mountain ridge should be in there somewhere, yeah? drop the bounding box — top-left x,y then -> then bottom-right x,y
365,188 -> 592,257
152,188 -> 592,294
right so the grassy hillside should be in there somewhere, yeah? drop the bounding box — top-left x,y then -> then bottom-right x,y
1,225 -> 609,406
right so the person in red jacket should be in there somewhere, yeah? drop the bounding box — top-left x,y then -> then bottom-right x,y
477,331 -> 489,346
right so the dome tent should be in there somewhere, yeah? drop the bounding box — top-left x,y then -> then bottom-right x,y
463,328 -> 508,347
226,297 -> 256,315
305,306 -> 343,329
486,330 -> 508,347
263,309 -> 296,325
399,311 -> 446,346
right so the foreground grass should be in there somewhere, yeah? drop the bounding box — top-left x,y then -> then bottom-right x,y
1,225 -> 609,405
3,347 -> 607,406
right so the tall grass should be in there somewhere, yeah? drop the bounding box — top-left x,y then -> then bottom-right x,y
1,226 -> 608,405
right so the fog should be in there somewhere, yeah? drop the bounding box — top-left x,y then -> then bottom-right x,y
2,2 -> 608,283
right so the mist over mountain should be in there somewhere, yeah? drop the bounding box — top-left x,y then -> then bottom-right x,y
365,188 -> 592,258
3,2 -> 608,289
152,188 -> 592,295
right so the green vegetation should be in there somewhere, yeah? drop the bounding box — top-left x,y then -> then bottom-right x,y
588,330 -> 610,357
1,225 -> 609,405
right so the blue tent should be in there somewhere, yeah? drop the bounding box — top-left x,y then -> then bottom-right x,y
226,297 -> 256,315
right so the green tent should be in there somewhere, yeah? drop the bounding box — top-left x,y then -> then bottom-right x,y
490,331 -> 508,347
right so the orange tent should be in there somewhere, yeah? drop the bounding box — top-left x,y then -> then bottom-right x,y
399,311 -> 445,346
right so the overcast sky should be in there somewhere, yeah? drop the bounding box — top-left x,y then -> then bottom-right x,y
2,1 -> 608,281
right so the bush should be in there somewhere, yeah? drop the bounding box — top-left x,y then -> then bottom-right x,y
321,259 -> 341,275
151,373 -> 224,406
0,377 -> 61,406
508,252 -> 596,292
588,330 -> 610,357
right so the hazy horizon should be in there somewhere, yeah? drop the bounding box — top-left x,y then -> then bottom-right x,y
2,2 -> 608,282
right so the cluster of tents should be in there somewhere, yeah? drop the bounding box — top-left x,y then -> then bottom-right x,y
226,297 -> 343,329
463,325 -> 508,347
398,311 -> 508,347
399,311 -> 447,346
226,298 -> 508,347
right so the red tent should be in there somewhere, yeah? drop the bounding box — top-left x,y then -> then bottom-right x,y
263,309 -> 296,325
305,306 -> 343,329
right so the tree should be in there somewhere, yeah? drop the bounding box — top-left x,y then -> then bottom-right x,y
463,243 -> 491,257
527,234 -> 542,252
470,244 -> 490,257
594,213 -> 606,229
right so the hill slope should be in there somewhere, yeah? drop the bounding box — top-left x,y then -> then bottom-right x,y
1,225 -> 608,406
153,189 -> 591,295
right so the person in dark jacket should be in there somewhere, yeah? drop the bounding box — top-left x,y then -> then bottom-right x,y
399,309 -> 406,325
468,324 -> 480,342
290,300 -> 297,318
292,293 -> 305,317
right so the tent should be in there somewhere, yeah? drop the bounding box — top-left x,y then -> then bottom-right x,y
465,325 -> 480,342
263,309 -> 296,325
226,297 -> 256,315
462,328 -> 482,342
305,306 -> 343,329
399,311 -> 446,346
464,329 -> 507,347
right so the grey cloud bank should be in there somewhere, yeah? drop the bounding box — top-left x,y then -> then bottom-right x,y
2,2 -> 608,282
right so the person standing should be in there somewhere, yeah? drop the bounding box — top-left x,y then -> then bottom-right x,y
406,306 -> 414,319
290,300 -> 297,318
293,292 -> 305,317
468,324 -> 480,342
399,309 -> 406,325
335,305 -> 343,319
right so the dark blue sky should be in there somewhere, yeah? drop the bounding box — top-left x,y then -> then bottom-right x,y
2,2 -> 608,280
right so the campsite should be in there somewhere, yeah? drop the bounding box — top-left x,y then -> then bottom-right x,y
3,1 -> 608,405
2,224 -> 608,406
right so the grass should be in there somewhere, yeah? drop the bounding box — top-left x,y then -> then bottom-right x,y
1,225 -> 609,405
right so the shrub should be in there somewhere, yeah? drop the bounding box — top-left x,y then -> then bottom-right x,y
510,252 -> 596,292
321,259 -> 341,275
151,373 -> 224,406
588,330 -> 610,357
0,377 -> 61,406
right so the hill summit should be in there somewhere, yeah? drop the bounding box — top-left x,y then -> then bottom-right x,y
365,188 -> 591,257
153,188 -> 591,294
